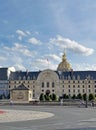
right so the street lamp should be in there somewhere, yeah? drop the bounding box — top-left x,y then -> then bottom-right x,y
85,78 -> 88,108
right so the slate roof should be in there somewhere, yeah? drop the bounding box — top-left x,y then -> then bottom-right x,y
12,83 -> 29,90
9,70 -> 96,80
9,71 -> 41,80
56,71 -> 96,80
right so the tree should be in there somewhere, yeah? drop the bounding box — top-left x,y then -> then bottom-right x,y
77,93 -> 82,100
83,93 -> 87,101
72,94 -> 76,99
44,94 -> 51,101
62,94 -> 70,99
51,93 -> 57,101
89,93 -> 95,101
39,93 -> 45,101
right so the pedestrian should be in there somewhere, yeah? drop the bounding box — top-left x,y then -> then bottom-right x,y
91,101 -> 94,107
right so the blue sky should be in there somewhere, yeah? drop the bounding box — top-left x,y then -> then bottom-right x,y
0,0 -> 96,71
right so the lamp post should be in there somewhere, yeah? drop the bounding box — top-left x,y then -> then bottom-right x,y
85,78 -> 88,108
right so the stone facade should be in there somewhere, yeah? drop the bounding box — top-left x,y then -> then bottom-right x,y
10,84 -> 32,103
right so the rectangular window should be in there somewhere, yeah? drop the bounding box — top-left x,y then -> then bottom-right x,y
73,85 -> 75,88
78,85 -> 80,88
78,89 -> 80,93
52,82 -> 55,87
47,82 -> 49,87
83,89 -> 85,93
94,81 -> 96,83
42,82 -> 44,88
73,81 -> 75,83
83,85 -> 84,88
88,81 -> 90,83
62,89 -> 64,92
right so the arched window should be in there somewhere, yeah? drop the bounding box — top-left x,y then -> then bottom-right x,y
19,76 -> 21,80
73,75 -> 75,80
23,76 -> 26,80
77,75 -> 80,80
27,76 -> 30,80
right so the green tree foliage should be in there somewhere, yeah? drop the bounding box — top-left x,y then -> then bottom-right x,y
51,93 -> 57,101
72,94 -> 76,99
89,93 -> 95,101
39,93 -> 45,101
77,93 -> 82,99
62,94 -> 69,99
83,93 -> 87,101
44,94 -> 51,101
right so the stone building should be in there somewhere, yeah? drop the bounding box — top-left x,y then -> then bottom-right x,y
10,83 -> 32,103
9,53 -> 96,101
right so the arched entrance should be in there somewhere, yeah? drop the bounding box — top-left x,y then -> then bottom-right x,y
46,90 -> 50,95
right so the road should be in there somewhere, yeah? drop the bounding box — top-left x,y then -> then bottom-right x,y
0,105 -> 96,130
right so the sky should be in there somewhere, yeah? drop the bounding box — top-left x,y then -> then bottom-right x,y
0,0 -> 96,71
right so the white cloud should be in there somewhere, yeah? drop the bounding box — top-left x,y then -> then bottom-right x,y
4,43 -> 37,57
12,43 -> 37,57
14,64 -> 26,70
28,37 -> 41,45
16,30 -> 27,41
50,35 -> 94,56
45,54 -> 61,62
26,31 -> 31,35
16,30 -> 26,36
31,58 -> 57,70
73,63 -> 96,71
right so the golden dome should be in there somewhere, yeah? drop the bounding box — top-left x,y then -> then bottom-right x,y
57,53 -> 72,71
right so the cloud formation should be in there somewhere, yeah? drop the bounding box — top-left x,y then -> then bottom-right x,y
31,58 -> 57,70
4,43 -> 37,57
28,37 -> 41,45
45,54 -> 61,62
16,30 -> 27,40
50,35 -> 94,56
16,30 -> 26,36
73,63 -> 96,71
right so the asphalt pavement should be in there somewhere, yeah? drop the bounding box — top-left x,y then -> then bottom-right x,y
0,105 -> 96,130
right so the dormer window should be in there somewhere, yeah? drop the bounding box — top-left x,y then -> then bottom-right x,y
23,76 -> 26,80
27,76 -> 30,80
